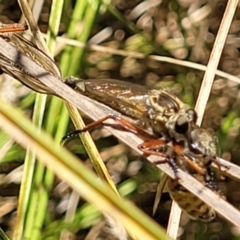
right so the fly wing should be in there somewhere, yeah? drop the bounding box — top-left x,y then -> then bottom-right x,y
153,174 -> 169,216
74,79 -> 153,120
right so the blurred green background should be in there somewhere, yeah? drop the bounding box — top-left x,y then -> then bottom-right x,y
0,0 -> 239,239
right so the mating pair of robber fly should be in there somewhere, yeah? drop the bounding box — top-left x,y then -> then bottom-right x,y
63,78 -> 225,222
0,24 -> 225,222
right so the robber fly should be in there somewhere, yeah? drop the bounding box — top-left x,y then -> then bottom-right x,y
63,78 -> 225,221
65,79 -> 221,173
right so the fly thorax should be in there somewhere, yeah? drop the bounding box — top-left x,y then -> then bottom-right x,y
145,97 -> 170,134
147,90 -> 196,139
147,90 -> 181,120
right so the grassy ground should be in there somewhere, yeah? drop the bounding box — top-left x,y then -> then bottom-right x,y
0,0 -> 240,239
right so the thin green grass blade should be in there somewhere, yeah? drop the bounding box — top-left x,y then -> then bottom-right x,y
0,98 -> 170,240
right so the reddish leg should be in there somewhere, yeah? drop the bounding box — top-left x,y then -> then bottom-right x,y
173,141 -> 229,175
0,23 -> 27,33
138,139 -> 180,179
61,114 -> 154,145
138,139 -> 210,178
172,141 -> 206,175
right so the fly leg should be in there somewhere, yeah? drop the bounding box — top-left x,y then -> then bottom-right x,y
173,141 -> 229,176
172,141 -> 207,176
0,23 -> 27,33
138,139 -> 180,179
61,114 -> 154,145
211,158 -> 230,176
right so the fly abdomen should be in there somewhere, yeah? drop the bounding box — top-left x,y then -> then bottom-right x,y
167,178 -> 217,222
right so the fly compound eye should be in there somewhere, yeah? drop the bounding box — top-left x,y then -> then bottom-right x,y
175,115 -> 189,134
174,109 -> 197,134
